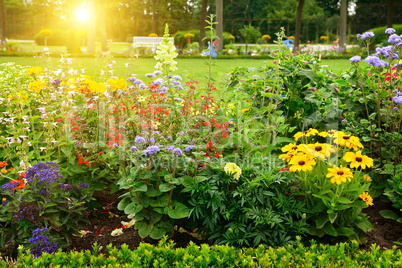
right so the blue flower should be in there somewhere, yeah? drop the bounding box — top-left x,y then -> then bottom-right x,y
153,70 -> 163,75
385,28 -> 396,35
135,136 -> 146,143
185,145 -> 195,153
365,56 -> 388,67
171,75 -> 182,80
1,182 -> 19,193
143,145 -> 160,156
139,83 -> 147,89
131,146 -> 138,152
394,96 -> 402,103
145,73 -> 156,78
174,98 -> 183,102
349,55 -> 361,64
25,162 -> 63,185
172,147 -> 182,156
148,138 -> 155,143
360,32 -> 374,40
160,86 -> 169,93
153,78 -> 164,85
25,227 -> 58,258
388,34 -> 401,44
79,182 -> 89,189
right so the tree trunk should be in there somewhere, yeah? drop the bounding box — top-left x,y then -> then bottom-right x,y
87,0 -> 96,53
387,0 -> 394,28
0,0 -> 6,49
216,0 -> 223,52
294,0 -> 305,52
339,0 -> 347,53
199,0 -> 208,48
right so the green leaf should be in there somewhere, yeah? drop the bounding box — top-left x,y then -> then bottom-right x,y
355,218 -> 373,232
337,227 -> 354,237
133,182 -> 148,192
149,225 -> 166,240
138,222 -> 152,238
312,201 -> 326,213
159,183 -> 175,192
149,194 -> 169,208
316,214 -> 329,229
337,197 -> 352,204
117,198 -> 131,211
379,210 -> 400,221
146,187 -> 162,197
322,222 -> 338,236
167,202 -> 190,219
48,214 -> 62,228
124,203 -> 143,215
328,211 -> 337,223
195,176 -> 208,183
61,145 -> 72,158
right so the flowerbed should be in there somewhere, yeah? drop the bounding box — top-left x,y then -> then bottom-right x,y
1,22 -> 402,261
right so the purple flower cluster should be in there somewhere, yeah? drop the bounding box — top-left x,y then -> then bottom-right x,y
388,34 -> 401,44
386,28 -> 396,35
153,70 -> 163,75
25,227 -> 58,258
1,181 -> 19,193
365,56 -> 389,68
58,184 -> 73,192
145,73 -> 156,78
359,32 -> 374,40
375,46 -> 398,60
185,145 -> 196,153
131,146 -> 138,152
79,182 -> 89,189
135,136 -> 146,143
172,147 -> 183,156
143,145 -> 160,156
25,162 -> 64,185
51,79 -> 61,89
349,55 -> 361,64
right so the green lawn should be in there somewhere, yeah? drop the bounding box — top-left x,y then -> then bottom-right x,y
0,56 -> 357,87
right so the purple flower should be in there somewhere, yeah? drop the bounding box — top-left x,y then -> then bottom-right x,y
25,227 -> 58,258
349,55 -> 361,63
51,79 -> 61,88
153,70 -> 163,75
147,138 -> 155,143
172,147 -> 182,156
143,145 -> 160,156
135,136 -> 146,143
388,34 -> 401,44
365,56 -> 389,67
145,73 -> 156,78
25,162 -> 63,185
129,77 -> 136,82
139,83 -> 147,89
1,182 -> 19,193
134,79 -> 143,84
185,145 -> 195,153
385,28 -> 396,35
174,98 -> 183,102
160,86 -> 169,93
79,182 -> 89,189
131,146 -> 138,152
171,75 -> 182,80
360,32 -> 374,40
153,78 -> 164,85
394,96 -> 402,104
393,107 -> 399,112
166,146 -> 175,152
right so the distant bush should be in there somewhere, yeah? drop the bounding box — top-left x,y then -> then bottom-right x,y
34,29 -> 82,53
174,30 -> 234,48
366,24 -> 402,46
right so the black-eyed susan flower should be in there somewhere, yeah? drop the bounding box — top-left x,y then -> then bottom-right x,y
347,136 -> 364,150
305,142 -> 331,159
281,143 -> 304,154
343,151 -> 373,169
359,192 -> 373,206
288,153 -> 316,172
318,129 -> 338,138
363,174 -> 371,182
279,152 -> 295,162
293,128 -> 318,141
326,165 -> 353,185
333,131 -> 351,146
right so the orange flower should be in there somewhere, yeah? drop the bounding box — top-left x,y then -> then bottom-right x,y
1,169 -> 7,174
10,180 -> 26,190
0,161 -> 8,168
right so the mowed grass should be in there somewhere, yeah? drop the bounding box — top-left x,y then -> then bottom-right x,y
0,56 -> 359,87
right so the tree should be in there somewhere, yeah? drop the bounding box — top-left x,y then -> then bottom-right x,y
339,0 -> 347,52
199,0 -> 208,47
239,24 -> 260,53
387,0 -> 394,28
0,0 -> 6,49
216,0 -> 223,51
294,0 -> 305,52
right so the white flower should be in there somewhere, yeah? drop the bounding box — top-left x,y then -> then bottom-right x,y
111,228 -> 123,237
121,219 -> 136,229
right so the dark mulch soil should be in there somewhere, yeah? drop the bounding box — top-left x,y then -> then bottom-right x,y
67,190 -> 402,255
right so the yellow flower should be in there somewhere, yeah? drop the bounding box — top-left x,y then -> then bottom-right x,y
241,108 -> 250,113
27,66 -> 42,77
154,24 -> 178,72
224,163 -> 242,180
334,132 -> 362,149
343,151 -> 373,169
288,153 -> 316,172
1,168 -> 7,174
318,129 -> 338,138
305,142 -> 331,160
326,165 -> 353,185
348,136 -> 364,150
138,95 -> 146,102
148,33 -> 158,37
359,192 -> 373,206
262,34 -> 271,41
278,152 -> 295,162
29,80 -> 46,94
16,91 -> 29,103
107,78 -> 127,92
293,128 -> 318,141
364,174 -> 371,182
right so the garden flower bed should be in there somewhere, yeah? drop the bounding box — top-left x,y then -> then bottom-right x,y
1,22 -> 402,264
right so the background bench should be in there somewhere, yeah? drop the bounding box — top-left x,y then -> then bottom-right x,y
133,36 -> 174,49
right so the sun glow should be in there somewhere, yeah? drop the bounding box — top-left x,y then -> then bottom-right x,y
75,8 -> 90,22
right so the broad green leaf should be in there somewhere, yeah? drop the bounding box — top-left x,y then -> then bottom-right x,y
133,182 -> 148,192
337,197 -> 352,204
159,183 -> 175,192
316,214 -> 329,229
328,211 -> 337,223
146,187 -> 162,197
379,210 -> 400,221
322,223 -> 338,236
138,222 -> 152,238
124,203 -> 143,215
167,202 -> 190,219
117,198 -> 131,211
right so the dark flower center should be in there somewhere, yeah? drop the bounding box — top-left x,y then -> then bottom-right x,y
328,131 -> 334,134
343,136 -> 350,140
337,171 -> 344,175
292,146 -> 298,150
298,160 -> 306,165
356,157 -> 363,162
315,146 -> 322,151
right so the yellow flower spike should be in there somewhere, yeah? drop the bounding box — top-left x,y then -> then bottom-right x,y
224,163 -> 242,180
343,151 -> 373,169
288,153 -> 316,172
359,192 -> 374,206
326,165 -> 353,185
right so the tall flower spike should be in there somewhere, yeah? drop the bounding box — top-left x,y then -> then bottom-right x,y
154,24 -> 178,72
